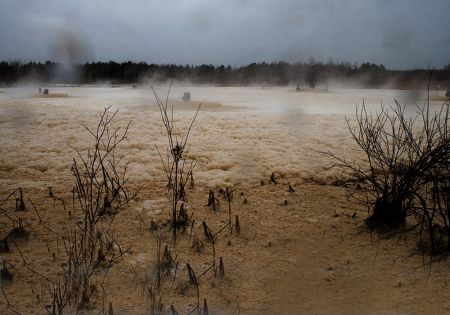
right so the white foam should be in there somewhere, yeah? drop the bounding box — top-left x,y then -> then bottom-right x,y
0,85 -> 441,189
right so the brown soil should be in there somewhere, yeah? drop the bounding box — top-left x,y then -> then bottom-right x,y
1,180 -> 450,315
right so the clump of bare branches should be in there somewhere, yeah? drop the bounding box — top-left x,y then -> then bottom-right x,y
328,70 -> 450,254
131,87 -> 239,314
46,106 -> 135,313
52,225 -> 130,313
329,101 -> 421,228
153,85 -> 200,242
71,106 -> 137,226
414,100 -> 450,255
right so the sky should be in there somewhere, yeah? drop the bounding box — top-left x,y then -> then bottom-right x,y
0,0 -> 449,69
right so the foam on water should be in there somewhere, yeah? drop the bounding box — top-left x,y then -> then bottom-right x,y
0,85 -> 442,189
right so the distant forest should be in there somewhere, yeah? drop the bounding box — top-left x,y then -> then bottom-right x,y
1,60 -> 449,89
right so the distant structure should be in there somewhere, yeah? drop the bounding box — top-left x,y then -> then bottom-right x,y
43,89 -> 49,95
182,92 -> 191,102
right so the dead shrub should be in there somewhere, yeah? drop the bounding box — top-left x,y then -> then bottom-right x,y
328,71 -> 450,255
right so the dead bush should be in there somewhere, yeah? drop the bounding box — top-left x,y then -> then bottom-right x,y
328,71 -> 450,254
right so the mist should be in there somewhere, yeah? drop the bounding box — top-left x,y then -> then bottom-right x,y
2,61 -> 449,91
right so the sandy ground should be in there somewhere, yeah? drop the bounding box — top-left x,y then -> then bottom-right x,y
0,85 -> 449,314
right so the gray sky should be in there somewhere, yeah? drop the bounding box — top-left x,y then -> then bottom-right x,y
0,0 -> 449,69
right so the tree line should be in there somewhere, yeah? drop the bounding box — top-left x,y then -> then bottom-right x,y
0,60 -> 449,89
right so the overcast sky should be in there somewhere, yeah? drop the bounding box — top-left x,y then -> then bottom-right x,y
0,0 -> 449,69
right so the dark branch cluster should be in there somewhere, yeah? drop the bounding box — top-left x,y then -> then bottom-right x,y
153,84 -> 200,241
328,71 -> 450,255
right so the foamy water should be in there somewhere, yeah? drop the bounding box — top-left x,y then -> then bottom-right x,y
0,85 -> 441,189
